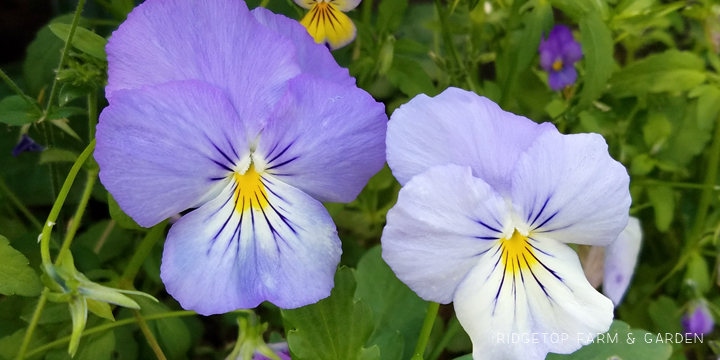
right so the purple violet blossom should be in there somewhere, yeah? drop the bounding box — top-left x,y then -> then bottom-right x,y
253,343 -> 291,360
539,25 -> 583,91
12,134 -> 45,157
682,301 -> 715,336
95,0 -> 387,315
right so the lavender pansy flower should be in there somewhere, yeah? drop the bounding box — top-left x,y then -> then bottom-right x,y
382,88 -> 630,359
96,0 -> 387,315
12,134 -> 45,157
682,301 -> 715,336
539,25 -> 583,91
602,216 -> 642,306
253,343 -> 291,360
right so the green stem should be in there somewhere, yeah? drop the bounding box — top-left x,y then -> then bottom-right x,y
258,0 -> 270,8
0,177 -> 42,229
120,222 -> 168,286
428,316 -> 461,360
411,302 -> 440,360
0,68 -> 40,111
40,139 -> 96,265
689,112 -> 720,249
24,310 -> 198,358
14,289 -> 49,360
638,179 -> 720,191
434,0 -> 475,92
133,309 -> 168,360
43,0 -> 87,116
87,91 -> 97,142
57,171 -> 98,264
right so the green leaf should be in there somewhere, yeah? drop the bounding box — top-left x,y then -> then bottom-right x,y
545,99 -> 568,119
386,56 -> 436,98
0,328 -> 48,360
549,0 -> 609,21
355,246 -> 427,360
0,96 -> 41,126
47,106 -> 87,121
135,297 -> 192,360
648,296 -> 682,334
50,118 -> 82,141
646,186 -> 674,232
690,84 -> 720,131
643,111 -> 672,150
49,24 -> 108,61
0,235 -> 43,297
377,0 -> 409,35
578,12 -> 614,107
40,148 -> 79,165
546,320 -> 672,360
609,50 -> 706,98
108,194 -> 144,230
685,253 -> 710,294
87,298 -> 115,321
75,330 -> 115,360
282,267 -> 380,360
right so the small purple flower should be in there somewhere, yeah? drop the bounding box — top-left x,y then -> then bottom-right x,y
682,301 -> 714,336
253,343 -> 291,360
12,134 -> 45,157
539,25 -> 583,91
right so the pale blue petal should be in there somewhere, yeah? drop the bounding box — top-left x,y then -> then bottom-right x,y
253,74 -> 387,203
95,80 -> 248,227
386,87 -> 554,194
381,164 -> 512,304
510,130 -> 631,246
105,0 -> 300,138
603,216 -> 642,306
160,174 -> 341,314
251,8 -> 355,87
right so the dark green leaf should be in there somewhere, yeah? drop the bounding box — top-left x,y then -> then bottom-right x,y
546,320 -> 672,360
386,56 -> 436,98
0,328 -> 48,360
579,12 -> 615,107
49,24 -> 108,61
135,297 -> 192,360
685,253 -> 710,294
282,267 -> 380,360
47,106 -> 87,120
0,235 -> 43,296
0,96 -> 41,126
647,186 -> 674,232
40,148 -> 79,165
355,246 -> 427,360
377,0 -> 409,34
609,51 -> 706,98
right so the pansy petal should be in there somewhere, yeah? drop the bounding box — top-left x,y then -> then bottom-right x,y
603,216 -> 642,306
160,172 -> 341,314
331,0 -> 362,12
105,0 -> 300,137
300,3 -> 357,50
386,87 -> 554,193
381,164 -> 512,304
511,130 -> 630,246
253,74 -> 386,203
293,0 -> 316,9
547,66 -> 577,91
454,235 -> 614,360
96,80 -> 248,227
251,8 -> 354,87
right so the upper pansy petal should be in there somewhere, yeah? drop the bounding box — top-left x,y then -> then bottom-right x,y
454,235 -> 614,360
381,164 -> 512,304
95,80 -> 248,227
251,8 -> 355,87
386,87 -> 554,194
161,172 -> 341,314
293,0 -> 316,9
105,0 -> 300,137
603,216 -> 642,306
253,74 -> 386,203
511,130 -> 631,246
332,0 -> 362,12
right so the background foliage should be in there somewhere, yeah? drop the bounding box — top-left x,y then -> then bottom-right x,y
1,0 -> 720,359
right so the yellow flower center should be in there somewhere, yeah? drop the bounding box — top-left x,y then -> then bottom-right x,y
552,59 -> 563,71
233,165 -> 269,212
500,229 -> 538,274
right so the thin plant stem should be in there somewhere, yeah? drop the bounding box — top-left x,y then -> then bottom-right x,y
411,302 -> 440,360
24,310 -> 198,358
0,177 -> 42,229
434,0 -> 475,92
638,179 -> 720,191
259,0 -> 270,7
57,170 -> 98,265
43,0 -> 88,116
16,140 -> 96,360
428,315 -> 461,360
133,309 -> 168,360
120,222 -> 168,286
0,68 -> 40,111
94,220 -> 116,253
689,112 -> 720,249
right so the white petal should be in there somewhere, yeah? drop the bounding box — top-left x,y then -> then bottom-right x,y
381,164 -> 512,304
454,235 -> 614,360
603,216 -> 642,306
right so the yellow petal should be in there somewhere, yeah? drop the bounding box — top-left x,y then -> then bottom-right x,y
300,3 -> 357,50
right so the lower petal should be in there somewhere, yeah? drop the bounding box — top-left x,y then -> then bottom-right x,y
603,216 -> 642,306
160,174 -> 341,315
454,235 -> 613,360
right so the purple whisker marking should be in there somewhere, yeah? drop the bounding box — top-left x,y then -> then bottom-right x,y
477,220 -> 501,233
209,157 -> 234,172
533,223 -> 572,234
534,211 -> 559,231
207,183 -> 237,220
474,247 -> 493,257
476,236 -> 499,240
224,134 -> 240,159
266,140 -> 295,165
209,176 -> 227,181
523,255 -> 552,300
255,192 -> 292,252
492,247 -> 510,315
487,245 -> 504,282
257,185 -> 300,235
208,188 -> 242,254
527,241 -> 553,257
527,251 -> 567,288
232,198 -> 246,257
210,140 -> 237,168
260,177 -> 287,203
266,156 -> 300,171
530,197 -> 551,227
270,173 -> 293,177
